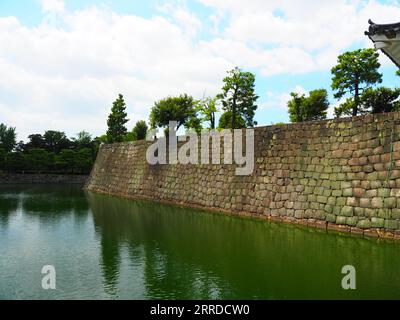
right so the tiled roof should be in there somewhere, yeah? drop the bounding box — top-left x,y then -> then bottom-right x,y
365,19 -> 400,68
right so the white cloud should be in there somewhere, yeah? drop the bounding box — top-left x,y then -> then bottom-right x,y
40,0 -> 65,13
201,0 -> 400,69
156,1 -> 203,37
0,6 -> 231,140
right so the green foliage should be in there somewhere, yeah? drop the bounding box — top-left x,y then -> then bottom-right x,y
0,148 -> 6,170
361,87 -> 400,114
198,96 -> 219,129
331,48 -> 382,117
184,117 -> 203,134
24,131 -> 70,153
55,149 -> 76,173
4,152 -> 25,172
0,124 -> 17,152
0,123 -> 98,174
124,132 -> 136,142
43,130 -> 71,153
288,89 -> 329,122
150,94 -> 199,132
51,148 -> 95,174
334,98 -> 355,118
107,94 -> 129,143
25,148 -> 52,172
96,135 -> 108,144
74,148 -> 94,173
218,111 -> 246,129
335,87 -> 400,117
124,122 -> 149,141
25,134 -> 46,150
91,135 -> 107,155
287,93 -> 304,123
219,67 -> 259,128
72,131 -> 92,148
132,120 -> 148,141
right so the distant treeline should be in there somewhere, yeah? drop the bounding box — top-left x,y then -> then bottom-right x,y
0,127 -> 100,174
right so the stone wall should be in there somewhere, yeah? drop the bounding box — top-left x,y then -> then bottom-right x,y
0,173 -> 88,185
85,112 -> 400,239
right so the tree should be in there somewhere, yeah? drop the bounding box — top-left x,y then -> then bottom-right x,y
43,130 -> 71,154
4,152 -> 25,172
94,135 -> 108,145
55,149 -> 76,173
132,120 -> 148,141
25,134 -> 45,150
218,111 -> 246,129
0,148 -> 6,170
0,124 -> 16,152
287,93 -> 305,123
107,94 -> 129,143
149,94 -> 199,132
335,87 -> 400,117
0,126 -> 99,174
183,117 -> 202,134
124,132 -> 135,142
198,96 -> 219,129
361,87 -> 400,114
219,67 -> 259,128
74,148 -> 94,173
25,148 -> 52,172
331,48 -> 382,117
334,98 -> 355,118
72,131 -> 92,148
288,89 -> 329,122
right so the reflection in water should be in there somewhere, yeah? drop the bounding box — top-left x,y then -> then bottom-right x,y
86,191 -> 400,300
0,196 -> 18,227
99,227 -> 121,295
1,185 -> 400,299
0,185 -> 89,226
20,186 -> 89,223
87,192 -> 229,299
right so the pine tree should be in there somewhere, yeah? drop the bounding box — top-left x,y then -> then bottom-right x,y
218,67 -> 259,129
331,49 -> 382,117
106,94 -> 129,143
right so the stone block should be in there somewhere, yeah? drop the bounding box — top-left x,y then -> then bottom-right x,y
385,220 -> 399,231
336,216 -> 347,225
384,197 -> 397,209
340,206 -> 354,217
357,219 -> 371,229
352,188 -> 365,198
371,197 -> 383,209
371,217 -> 385,228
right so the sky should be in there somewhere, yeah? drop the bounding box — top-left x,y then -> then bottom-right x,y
0,0 -> 399,141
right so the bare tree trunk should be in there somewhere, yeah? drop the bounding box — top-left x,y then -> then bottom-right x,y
231,90 -> 237,129
353,83 -> 359,117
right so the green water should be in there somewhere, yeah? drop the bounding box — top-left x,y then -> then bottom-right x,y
0,185 -> 400,300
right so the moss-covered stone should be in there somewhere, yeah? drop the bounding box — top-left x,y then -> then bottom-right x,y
340,206 -> 354,217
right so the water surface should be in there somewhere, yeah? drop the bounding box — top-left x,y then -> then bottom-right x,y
0,185 -> 399,299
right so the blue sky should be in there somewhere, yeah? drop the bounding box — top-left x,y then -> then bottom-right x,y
0,0 -> 399,140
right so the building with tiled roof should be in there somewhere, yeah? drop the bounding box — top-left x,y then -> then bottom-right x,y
366,19 -> 400,68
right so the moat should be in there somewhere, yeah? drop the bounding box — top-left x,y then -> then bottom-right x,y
1,185 -> 400,299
